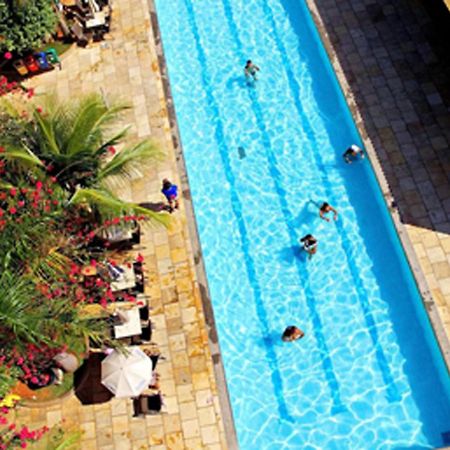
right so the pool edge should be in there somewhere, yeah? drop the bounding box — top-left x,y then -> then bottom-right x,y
147,1 -> 240,448
304,0 -> 450,374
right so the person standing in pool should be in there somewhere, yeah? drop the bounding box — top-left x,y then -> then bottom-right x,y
282,326 -> 305,342
300,234 -> 318,259
244,60 -> 260,81
343,144 -> 364,163
319,202 -> 338,222
161,178 -> 179,213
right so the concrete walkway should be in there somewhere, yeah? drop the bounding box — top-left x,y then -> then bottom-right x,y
14,0 -> 228,448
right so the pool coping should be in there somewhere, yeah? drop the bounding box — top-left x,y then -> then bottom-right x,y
147,1 -> 239,448
305,0 -> 450,373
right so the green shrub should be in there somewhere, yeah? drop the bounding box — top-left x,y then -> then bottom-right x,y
0,0 -> 57,54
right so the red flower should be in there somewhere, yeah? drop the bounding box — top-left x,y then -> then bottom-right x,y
0,146 -> 5,153
18,200 -> 25,207
9,188 -> 16,196
36,106 -> 43,114
9,207 -> 17,214
27,88 -> 35,99
36,181 -> 43,191
108,146 -> 116,155
4,52 -> 12,60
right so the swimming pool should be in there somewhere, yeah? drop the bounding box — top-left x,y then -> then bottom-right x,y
154,0 -> 450,448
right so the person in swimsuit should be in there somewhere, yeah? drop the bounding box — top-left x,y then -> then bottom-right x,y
343,144 -> 364,163
282,326 -> 305,342
161,178 -> 179,212
319,202 -> 338,222
244,60 -> 260,81
300,234 -> 318,259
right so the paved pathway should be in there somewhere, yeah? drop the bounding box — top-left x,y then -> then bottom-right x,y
309,0 -> 450,349
14,0 -> 227,448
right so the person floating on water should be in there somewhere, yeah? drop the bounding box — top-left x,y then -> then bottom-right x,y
244,60 -> 260,81
300,234 -> 318,259
319,202 -> 338,222
282,326 -> 304,342
343,144 -> 364,163
161,178 -> 179,213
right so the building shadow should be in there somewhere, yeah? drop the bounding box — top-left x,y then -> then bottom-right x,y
312,0 -> 450,234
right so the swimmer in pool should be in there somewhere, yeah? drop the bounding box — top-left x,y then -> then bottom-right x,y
161,178 -> 179,213
282,326 -> 305,342
300,234 -> 318,259
244,60 -> 260,81
319,202 -> 338,222
343,144 -> 364,163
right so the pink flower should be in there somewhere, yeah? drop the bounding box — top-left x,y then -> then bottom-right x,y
36,181 -> 43,191
4,52 -> 12,60
18,200 -> 25,207
9,207 -> 17,214
108,146 -> 116,155
30,377 -> 38,384
9,188 -> 16,196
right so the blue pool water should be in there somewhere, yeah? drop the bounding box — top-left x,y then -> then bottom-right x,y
154,0 -> 450,448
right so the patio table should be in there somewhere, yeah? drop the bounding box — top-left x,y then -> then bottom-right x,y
113,307 -> 142,339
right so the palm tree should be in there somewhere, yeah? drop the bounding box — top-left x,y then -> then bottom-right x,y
0,94 -> 169,226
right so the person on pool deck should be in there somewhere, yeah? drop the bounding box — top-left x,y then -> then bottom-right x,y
343,144 -> 364,163
161,178 -> 179,213
319,202 -> 338,222
282,326 -> 305,342
244,60 -> 260,81
300,234 -> 318,259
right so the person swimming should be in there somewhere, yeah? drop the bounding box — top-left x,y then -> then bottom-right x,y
161,178 -> 179,212
300,234 -> 318,258
343,144 -> 364,163
244,60 -> 260,81
282,326 -> 305,342
319,202 -> 338,222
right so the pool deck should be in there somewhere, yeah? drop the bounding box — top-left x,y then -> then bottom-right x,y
9,0 -> 450,448
307,0 -> 450,368
13,0 -> 233,448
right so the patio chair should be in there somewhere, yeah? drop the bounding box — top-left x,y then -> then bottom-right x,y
139,305 -> 149,322
132,392 -> 163,416
130,321 -> 152,345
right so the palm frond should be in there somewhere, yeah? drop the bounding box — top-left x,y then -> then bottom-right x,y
2,145 -> 45,170
98,140 -> 164,182
66,94 -> 130,156
69,187 -> 169,227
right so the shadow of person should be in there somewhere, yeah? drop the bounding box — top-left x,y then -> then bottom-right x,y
226,75 -> 255,90
294,200 -> 319,226
279,245 -> 305,264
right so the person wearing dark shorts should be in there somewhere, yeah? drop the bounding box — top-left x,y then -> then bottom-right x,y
161,179 -> 179,212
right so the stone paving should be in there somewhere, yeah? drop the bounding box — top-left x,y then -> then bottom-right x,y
12,0 -> 229,448
308,0 -> 450,353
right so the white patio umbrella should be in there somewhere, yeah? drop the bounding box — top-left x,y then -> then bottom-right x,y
101,347 -> 152,397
